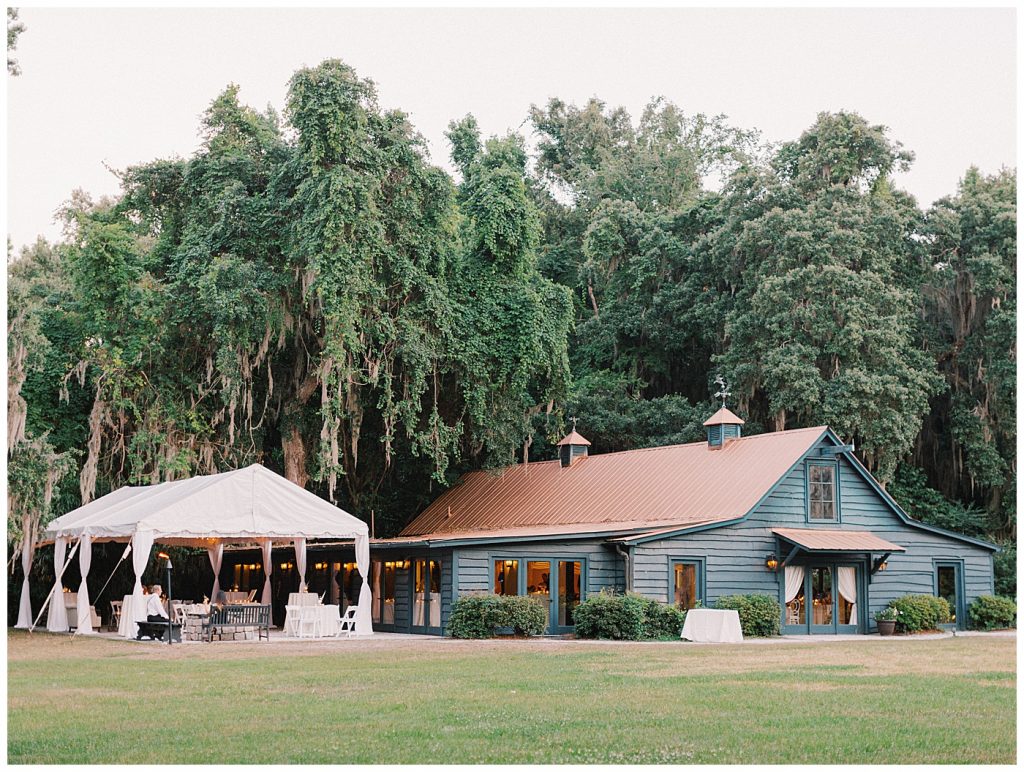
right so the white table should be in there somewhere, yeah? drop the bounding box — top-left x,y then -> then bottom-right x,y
680,608 -> 744,643
221,591 -> 249,604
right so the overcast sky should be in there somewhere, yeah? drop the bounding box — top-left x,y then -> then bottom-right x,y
6,7 -> 1017,250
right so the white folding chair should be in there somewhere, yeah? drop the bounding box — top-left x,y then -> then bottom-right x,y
337,606 -> 358,638
296,606 -> 321,639
284,605 -> 301,637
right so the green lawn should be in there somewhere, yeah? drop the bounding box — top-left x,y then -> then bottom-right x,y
7,631 -> 1015,764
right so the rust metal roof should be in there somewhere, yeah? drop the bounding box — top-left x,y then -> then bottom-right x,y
395,426 -> 828,540
773,528 -> 906,552
703,407 -> 745,426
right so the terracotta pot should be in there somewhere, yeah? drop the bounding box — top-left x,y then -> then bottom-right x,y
877,619 -> 896,636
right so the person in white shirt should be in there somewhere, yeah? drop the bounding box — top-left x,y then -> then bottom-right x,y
145,585 -> 169,622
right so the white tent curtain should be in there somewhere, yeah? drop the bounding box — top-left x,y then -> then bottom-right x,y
294,537 -> 307,592
354,534 -> 373,635
837,566 -> 857,625
208,542 -> 224,603
76,534 -> 95,635
126,530 -> 155,639
784,566 -> 805,603
261,538 -> 273,605
47,537 -> 70,632
15,518 -> 34,629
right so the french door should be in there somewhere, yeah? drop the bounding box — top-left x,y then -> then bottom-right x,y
493,557 -> 584,633
783,562 -> 861,634
410,558 -> 441,634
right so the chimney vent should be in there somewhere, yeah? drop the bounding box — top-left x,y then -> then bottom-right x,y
703,407 -> 744,449
556,428 -> 591,468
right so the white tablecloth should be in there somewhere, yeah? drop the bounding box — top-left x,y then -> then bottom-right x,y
221,591 -> 249,604
680,609 -> 744,643
288,592 -> 321,607
117,594 -> 136,637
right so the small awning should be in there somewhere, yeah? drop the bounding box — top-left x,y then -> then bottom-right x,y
773,528 -> 906,553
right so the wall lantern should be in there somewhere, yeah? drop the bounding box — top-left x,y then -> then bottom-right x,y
765,553 -> 779,571
877,560 -> 888,571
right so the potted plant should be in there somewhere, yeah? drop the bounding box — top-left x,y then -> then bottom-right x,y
874,606 -> 899,636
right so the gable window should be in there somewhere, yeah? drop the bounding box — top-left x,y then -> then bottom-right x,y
808,464 -> 838,521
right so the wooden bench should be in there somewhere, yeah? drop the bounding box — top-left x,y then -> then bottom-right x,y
202,604 -> 271,642
135,620 -> 182,642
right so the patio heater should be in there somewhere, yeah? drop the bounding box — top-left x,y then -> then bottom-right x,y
157,552 -> 173,645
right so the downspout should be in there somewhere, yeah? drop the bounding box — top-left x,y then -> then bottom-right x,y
615,544 -> 633,593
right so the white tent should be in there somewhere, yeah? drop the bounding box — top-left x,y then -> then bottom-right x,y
39,464 -> 373,638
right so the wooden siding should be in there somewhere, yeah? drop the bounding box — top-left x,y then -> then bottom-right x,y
455,540 -> 624,598
631,435 -> 994,629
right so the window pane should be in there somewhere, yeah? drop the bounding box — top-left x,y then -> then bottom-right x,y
809,465 -> 837,520
558,561 -> 581,626
494,560 -> 518,595
811,567 -> 833,625
786,569 -> 806,625
674,563 -> 699,610
527,561 -> 551,629
937,566 -> 957,623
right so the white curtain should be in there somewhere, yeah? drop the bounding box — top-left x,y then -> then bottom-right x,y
126,530 -> 155,639
837,566 -> 857,625
46,537 -> 70,632
76,534 -> 95,635
294,537 -> 307,593
261,538 -> 273,606
354,533 -> 373,635
15,518 -> 34,629
208,542 -> 224,603
784,566 -> 805,603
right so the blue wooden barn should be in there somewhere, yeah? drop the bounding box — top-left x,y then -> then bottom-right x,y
225,408 -> 997,635
359,408 -> 996,635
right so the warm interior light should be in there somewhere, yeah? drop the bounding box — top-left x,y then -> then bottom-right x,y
280,562 -> 288,570
765,553 -> 779,571
157,552 -> 170,560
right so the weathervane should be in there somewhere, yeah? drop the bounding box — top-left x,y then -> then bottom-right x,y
569,415 -> 578,431
713,374 -> 731,408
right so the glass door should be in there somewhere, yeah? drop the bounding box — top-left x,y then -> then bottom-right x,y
785,563 -> 861,634
935,562 -> 964,629
526,561 -> 552,631
553,560 -> 582,633
809,566 -> 834,633
411,558 -> 442,634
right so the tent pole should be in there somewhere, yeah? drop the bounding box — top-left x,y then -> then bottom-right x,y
29,540 -> 81,633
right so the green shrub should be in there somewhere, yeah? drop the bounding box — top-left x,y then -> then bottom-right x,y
889,594 -> 951,633
714,594 -> 781,637
642,597 -> 687,639
573,590 -> 647,640
447,594 -> 502,639
498,594 -> 547,636
447,594 -> 547,638
572,590 -> 685,640
968,595 -> 1017,631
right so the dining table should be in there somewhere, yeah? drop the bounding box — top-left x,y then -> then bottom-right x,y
221,591 -> 250,604
680,608 -> 744,643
